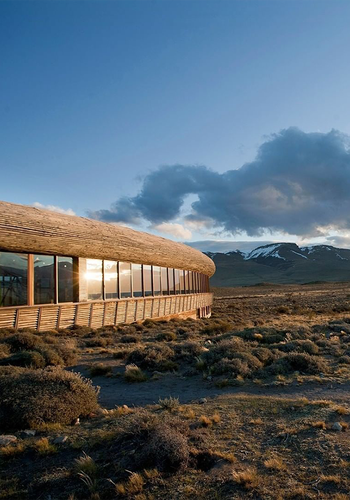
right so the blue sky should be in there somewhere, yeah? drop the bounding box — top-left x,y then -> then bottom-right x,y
2,1 -> 350,251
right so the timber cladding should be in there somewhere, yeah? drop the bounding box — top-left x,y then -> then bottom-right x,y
0,293 -> 213,331
0,201 -> 215,276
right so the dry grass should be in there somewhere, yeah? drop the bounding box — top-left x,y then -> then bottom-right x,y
34,437 -> 57,455
232,467 -> 259,489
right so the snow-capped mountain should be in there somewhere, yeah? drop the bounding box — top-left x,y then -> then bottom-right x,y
207,243 -> 350,287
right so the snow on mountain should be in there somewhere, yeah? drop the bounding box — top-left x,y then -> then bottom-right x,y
244,244 -> 286,261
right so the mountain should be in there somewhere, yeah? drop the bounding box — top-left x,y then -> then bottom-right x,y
208,243 -> 350,287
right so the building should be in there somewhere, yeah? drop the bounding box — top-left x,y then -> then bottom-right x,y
0,201 -> 215,331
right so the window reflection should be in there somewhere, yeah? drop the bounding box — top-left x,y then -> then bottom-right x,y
132,264 -> 142,297
86,259 -> 103,300
168,268 -> 175,295
179,270 -> 185,294
34,255 -> 55,304
0,252 -> 28,306
120,262 -> 132,298
174,269 -> 180,294
184,270 -> 189,294
104,261 -> 118,299
161,267 -> 168,295
58,256 -> 74,302
153,266 -> 161,296
143,265 -> 152,296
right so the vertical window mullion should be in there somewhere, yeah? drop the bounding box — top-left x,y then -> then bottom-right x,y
151,265 -> 154,296
54,255 -> 58,304
117,262 -> 120,299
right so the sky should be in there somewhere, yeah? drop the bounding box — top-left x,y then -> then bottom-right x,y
2,0 -> 350,252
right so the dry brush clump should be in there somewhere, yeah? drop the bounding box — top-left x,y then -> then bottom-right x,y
0,330 -> 78,369
0,366 -> 99,430
126,344 -> 178,372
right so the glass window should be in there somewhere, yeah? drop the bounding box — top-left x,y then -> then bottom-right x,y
184,270 -> 190,294
120,262 -> 132,298
132,264 -> 142,297
153,266 -> 161,296
174,269 -> 181,294
104,261 -> 118,299
168,268 -> 175,295
195,272 -> 198,293
179,270 -> 185,294
34,254 -> 55,304
86,259 -> 103,300
0,252 -> 28,307
161,267 -> 168,295
143,265 -> 152,296
191,272 -> 195,293
58,256 -> 74,302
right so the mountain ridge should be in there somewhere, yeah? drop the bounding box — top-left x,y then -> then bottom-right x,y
207,243 -> 350,287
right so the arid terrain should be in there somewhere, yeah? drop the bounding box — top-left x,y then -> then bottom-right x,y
2,282 -> 350,499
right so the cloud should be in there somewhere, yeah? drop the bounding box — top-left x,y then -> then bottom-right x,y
33,202 -> 75,216
326,235 -> 350,248
186,240 -> 274,253
91,128 -> 350,237
151,222 -> 192,240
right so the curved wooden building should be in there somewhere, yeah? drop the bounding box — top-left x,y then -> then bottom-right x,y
0,201 -> 215,331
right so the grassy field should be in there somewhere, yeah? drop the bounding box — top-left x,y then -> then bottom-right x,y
1,282 -> 350,499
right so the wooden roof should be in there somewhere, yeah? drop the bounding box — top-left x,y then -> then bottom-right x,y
0,201 -> 215,276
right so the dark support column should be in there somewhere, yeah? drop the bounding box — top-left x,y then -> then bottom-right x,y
27,254 -> 34,306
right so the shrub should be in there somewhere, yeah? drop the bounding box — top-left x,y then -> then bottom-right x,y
276,340 -> 319,355
3,332 -> 42,352
0,350 -> 46,369
158,396 -> 179,411
34,437 -> 57,455
141,422 -> 190,471
56,346 -> 78,366
36,347 -> 64,366
127,344 -> 175,371
0,344 -> 10,359
0,366 -> 99,430
203,340 -> 262,378
201,320 -> 231,336
268,353 -> 328,376
120,335 -> 139,344
174,341 -> 205,362
235,328 -> 287,344
156,331 -> 177,342
276,306 -> 291,314
90,363 -> 113,377
339,355 -> 350,365
84,336 -> 108,348
124,364 -> 148,383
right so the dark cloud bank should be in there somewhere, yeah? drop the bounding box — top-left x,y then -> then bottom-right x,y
91,128 -> 350,237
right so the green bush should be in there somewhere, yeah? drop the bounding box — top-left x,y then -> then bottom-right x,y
0,366 -> 99,430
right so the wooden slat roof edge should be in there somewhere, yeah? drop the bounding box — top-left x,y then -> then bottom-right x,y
0,201 -> 216,276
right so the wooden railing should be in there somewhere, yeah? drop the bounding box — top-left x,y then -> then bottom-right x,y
0,293 -> 213,331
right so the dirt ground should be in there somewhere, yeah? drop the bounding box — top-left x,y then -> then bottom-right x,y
2,281 -> 350,499
72,281 -> 350,408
